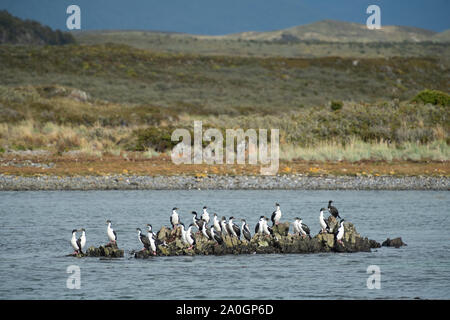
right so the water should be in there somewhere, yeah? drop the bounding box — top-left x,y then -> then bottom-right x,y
0,190 -> 449,300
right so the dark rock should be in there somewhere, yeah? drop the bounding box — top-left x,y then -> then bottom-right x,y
316,233 -> 335,251
272,222 -> 290,237
157,226 -> 171,242
369,239 -> 382,248
354,237 -> 371,252
134,249 -> 156,259
382,237 -> 407,248
85,244 -> 124,258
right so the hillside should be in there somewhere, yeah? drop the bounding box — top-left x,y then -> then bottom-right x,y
0,10 -> 75,45
74,21 -> 450,59
432,30 -> 450,42
218,20 -> 442,43
1,44 -> 448,109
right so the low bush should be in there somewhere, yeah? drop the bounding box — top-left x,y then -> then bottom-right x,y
412,89 -> 450,106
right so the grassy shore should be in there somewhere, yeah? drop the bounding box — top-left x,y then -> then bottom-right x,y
0,83 -> 448,164
0,43 -> 448,177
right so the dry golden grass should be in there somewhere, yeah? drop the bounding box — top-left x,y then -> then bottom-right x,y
280,138 -> 449,162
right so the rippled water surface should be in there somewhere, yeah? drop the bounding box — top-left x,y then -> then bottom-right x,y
0,190 -> 449,299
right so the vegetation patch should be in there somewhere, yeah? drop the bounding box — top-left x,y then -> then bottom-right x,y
412,89 -> 450,106
0,10 -> 75,45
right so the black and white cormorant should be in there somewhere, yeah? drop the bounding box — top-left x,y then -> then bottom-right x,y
106,220 -> 117,244
180,223 -> 188,245
263,217 -> 273,236
295,218 -> 311,239
292,218 -> 301,235
192,211 -> 204,230
220,216 -> 229,236
170,207 -> 180,229
255,216 -> 265,234
137,228 -> 151,251
146,224 -> 157,240
201,206 -> 210,224
336,219 -> 345,245
228,217 -> 241,239
271,203 -> 282,226
213,213 -> 221,232
240,219 -> 251,241
186,224 -> 196,249
210,227 -> 223,245
328,200 -> 341,219
319,208 -> 330,234
147,230 -> 157,255
79,228 -> 86,253
148,224 -> 165,249
71,229 -> 79,254
71,229 -> 85,254
200,223 -> 212,240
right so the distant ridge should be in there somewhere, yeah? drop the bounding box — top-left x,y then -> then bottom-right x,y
432,29 -> 450,42
196,20 -> 448,43
0,10 -> 75,45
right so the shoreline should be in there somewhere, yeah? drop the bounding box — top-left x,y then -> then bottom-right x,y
0,174 -> 448,191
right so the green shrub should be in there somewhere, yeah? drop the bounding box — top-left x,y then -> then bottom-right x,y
133,127 -> 178,152
412,89 -> 450,106
330,100 -> 343,111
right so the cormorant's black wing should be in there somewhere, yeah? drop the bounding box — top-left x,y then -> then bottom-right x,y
271,211 -> 276,225
302,223 -> 311,235
205,226 -> 212,239
329,206 -> 340,218
255,223 -> 259,234
113,230 -> 117,240
76,237 -> 82,252
226,224 -> 233,236
214,232 -> 223,244
141,234 -> 150,249
233,224 -> 241,239
243,226 -> 251,241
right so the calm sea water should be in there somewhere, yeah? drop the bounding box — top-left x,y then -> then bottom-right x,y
0,190 -> 449,300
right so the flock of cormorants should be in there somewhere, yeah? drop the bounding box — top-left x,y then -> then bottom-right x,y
70,200 -> 345,255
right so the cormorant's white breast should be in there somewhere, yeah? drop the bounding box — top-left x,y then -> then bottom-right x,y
107,220 -> 117,243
